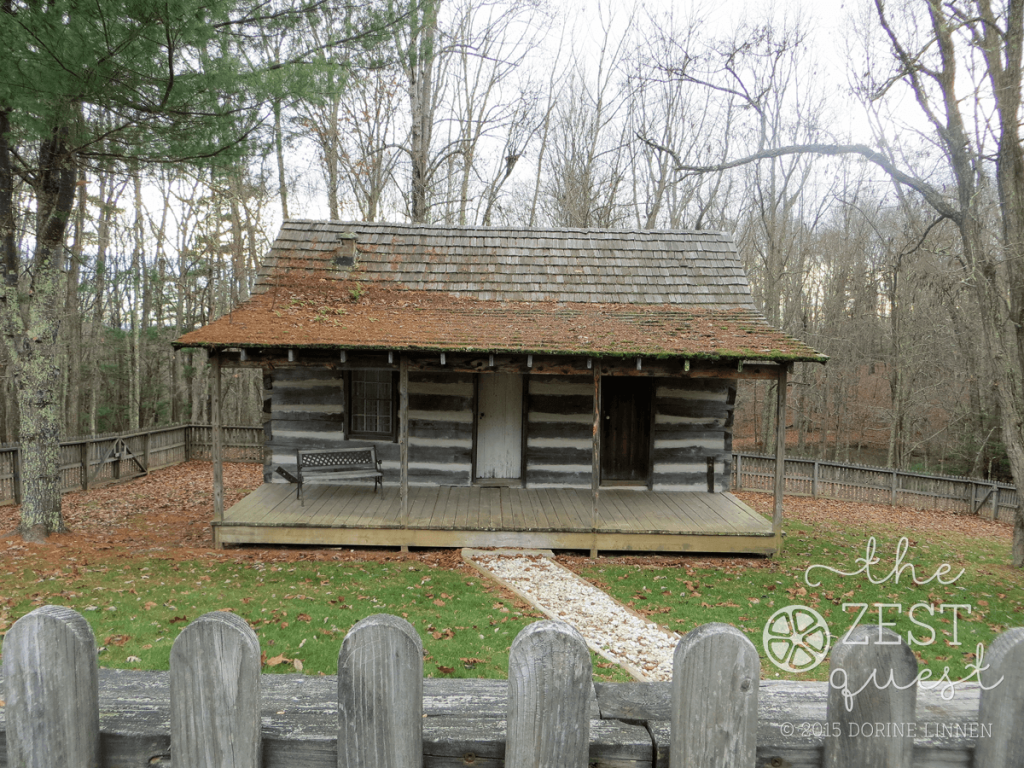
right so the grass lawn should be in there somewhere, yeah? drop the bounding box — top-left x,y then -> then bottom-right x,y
0,556 -> 563,679
570,494 -> 1024,684
1,462 -> 1021,685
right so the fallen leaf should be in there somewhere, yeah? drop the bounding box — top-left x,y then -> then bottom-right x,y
266,654 -> 290,667
436,665 -> 455,675
293,659 -> 304,672
104,634 -> 130,647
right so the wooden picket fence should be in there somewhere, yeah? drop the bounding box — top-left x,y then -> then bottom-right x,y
2,606 -> 1023,767
734,452 -> 1021,523
0,424 -> 263,505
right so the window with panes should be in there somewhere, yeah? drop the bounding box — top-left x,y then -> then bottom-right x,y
347,370 -> 397,440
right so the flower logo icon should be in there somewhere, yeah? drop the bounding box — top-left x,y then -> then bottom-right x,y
763,605 -> 831,672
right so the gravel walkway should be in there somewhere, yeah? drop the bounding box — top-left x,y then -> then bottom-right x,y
466,551 -> 680,681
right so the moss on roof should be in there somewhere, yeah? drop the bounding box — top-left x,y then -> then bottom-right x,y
175,279 -> 826,363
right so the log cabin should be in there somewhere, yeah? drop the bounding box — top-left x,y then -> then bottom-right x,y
174,222 -> 826,554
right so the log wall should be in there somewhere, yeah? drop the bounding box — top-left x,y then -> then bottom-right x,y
265,368 -> 475,487
525,375 -> 594,489
263,371 -> 737,491
651,379 -> 733,492
407,373 -> 474,486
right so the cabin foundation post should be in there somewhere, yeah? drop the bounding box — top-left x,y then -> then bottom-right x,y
400,354 -> 409,552
211,351 -> 224,549
772,365 -> 788,553
591,368 -> 601,559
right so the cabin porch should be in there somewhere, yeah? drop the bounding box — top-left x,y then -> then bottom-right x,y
214,483 -> 778,555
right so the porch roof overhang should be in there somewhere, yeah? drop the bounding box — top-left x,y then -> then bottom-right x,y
173,281 -> 827,366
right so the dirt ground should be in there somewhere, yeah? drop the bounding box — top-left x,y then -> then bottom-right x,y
0,461 -> 1012,575
0,462 -> 465,572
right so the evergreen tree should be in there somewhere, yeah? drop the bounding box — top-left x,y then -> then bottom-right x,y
0,0 -> 395,539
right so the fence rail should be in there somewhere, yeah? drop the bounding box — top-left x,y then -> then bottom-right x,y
0,424 -> 264,506
733,452 -> 1020,523
0,605 -> 1021,767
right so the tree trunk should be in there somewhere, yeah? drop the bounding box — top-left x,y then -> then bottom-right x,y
759,382 -> 776,453
10,129 -> 78,539
408,0 -> 438,223
87,166 -> 116,435
274,99 -> 290,220
129,169 -> 143,431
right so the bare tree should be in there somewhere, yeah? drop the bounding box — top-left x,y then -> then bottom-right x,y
539,6 -> 637,228
663,0 -> 1024,563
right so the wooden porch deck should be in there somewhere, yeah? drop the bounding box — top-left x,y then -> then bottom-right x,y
215,484 -> 778,555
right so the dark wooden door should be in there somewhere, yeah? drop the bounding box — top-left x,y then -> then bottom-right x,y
601,377 -> 652,484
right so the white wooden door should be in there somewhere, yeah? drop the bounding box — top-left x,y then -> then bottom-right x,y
476,374 -> 523,480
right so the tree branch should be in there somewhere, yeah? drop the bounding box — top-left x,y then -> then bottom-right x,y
640,136 -> 962,224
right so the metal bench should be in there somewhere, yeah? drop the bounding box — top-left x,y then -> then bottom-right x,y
296,447 -> 383,505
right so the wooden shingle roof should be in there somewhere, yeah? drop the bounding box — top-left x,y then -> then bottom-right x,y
177,222 -> 825,363
255,221 -> 755,307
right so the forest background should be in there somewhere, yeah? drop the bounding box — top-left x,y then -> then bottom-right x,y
1,0 -> 1017,499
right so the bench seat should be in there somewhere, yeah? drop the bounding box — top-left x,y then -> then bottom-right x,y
296,447 -> 383,505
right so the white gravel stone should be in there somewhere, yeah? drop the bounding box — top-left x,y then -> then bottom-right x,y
468,553 -> 680,681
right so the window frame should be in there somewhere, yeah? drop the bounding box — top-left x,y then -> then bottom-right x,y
345,369 -> 399,442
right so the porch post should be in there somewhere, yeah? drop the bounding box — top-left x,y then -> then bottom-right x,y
772,365 -> 788,550
399,354 -> 409,551
211,351 -> 224,545
591,367 -> 601,558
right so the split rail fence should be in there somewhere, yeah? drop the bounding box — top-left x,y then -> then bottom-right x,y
733,452 -> 1020,523
1,605 -> 1023,767
0,426 -> 1019,524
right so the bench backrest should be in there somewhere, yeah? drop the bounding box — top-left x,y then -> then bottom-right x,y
298,447 -> 377,469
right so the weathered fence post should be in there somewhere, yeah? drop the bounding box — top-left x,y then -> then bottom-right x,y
671,622 -> 759,768
338,613 -> 423,768
13,444 -> 23,505
2,605 -> 100,768
81,440 -> 90,491
824,626 -> 917,768
506,620 -> 592,768
891,470 -> 898,505
169,611 -> 262,768
812,459 -> 819,498
735,454 -> 743,491
974,626 -> 1024,766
